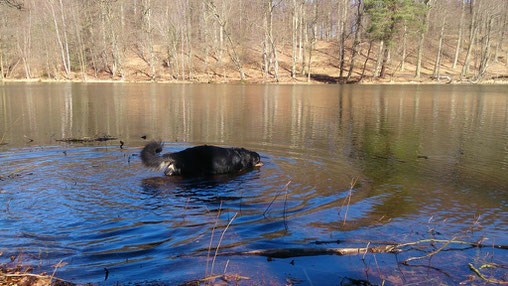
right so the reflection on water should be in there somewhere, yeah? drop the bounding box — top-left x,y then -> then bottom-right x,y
0,83 -> 507,285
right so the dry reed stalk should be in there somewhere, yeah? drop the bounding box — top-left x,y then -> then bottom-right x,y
210,212 -> 238,276
339,176 -> 359,225
205,201 -> 222,278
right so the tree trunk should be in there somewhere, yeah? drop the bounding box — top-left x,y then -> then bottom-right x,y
347,0 -> 362,81
301,7 -> 307,76
338,0 -> 347,78
477,16 -> 494,80
17,4 -> 31,80
493,13 -> 506,63
186,0 -> 193,80
58,0 -> 71,77
202,2 -> 209,75
401,23 -> 407,72
0,52 -> 4,80
452,0 -> 465,69
263,13 -> 269,79
48,0 -> 70,78
181,23 -> 185,80
71,2 -> 87,81
461,1 -> 479,78
291,0 -> 298,78
100,0 -> 109,73
85,7 -> 98,78
433,16 -> 446,78
360,40 -> 373,81
307,0 -> 317,82
374,40 -> 384,78
379,45 -> 390,78
415,0 -> 433,78
119,2 -> 125,80
142,0 -> 156,81
265,0 -> 279,81
298,0 -> 304,62
0,43 -> 4,80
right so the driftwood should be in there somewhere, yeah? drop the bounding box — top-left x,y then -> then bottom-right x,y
195,245 -> 399,259
179,274 -> 250,286
56,135 -> 117,143
190,238 -> 508,259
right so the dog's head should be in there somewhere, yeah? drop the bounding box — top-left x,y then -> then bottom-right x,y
246,150 -> 263,168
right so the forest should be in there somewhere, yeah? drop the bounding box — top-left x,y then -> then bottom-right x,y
0,0 -> 507,83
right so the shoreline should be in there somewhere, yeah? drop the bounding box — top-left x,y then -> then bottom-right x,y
2,77 -> 508,85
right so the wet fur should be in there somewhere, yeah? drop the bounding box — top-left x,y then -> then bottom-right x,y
141,141 -> 262,176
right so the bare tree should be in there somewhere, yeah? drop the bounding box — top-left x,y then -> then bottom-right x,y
452,0 -> 465,69
400,22 -> 407,72
142,0 -> 156,81
432,15 -> 446,79
47,0 -> 71,78
264,0 -> 279,81
291,0 -> 298,78
338,0 -> 348,78
415,0 -> 433,78
493,8 -> 506,63
307,0 -> 318,82
17,2 -> 32,79
461,0 -> 480,78
206,0 -> 245,80
347,0 -> 362,80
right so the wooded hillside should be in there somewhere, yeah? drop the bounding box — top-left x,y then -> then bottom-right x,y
0,0 -> 506,83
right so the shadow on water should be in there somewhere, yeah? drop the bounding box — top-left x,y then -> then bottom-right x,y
140,173 -> 258,205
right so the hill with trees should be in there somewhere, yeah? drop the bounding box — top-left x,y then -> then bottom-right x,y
0,0 -> 506,83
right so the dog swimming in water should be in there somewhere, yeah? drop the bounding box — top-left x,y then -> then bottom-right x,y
140,141 -> 263,176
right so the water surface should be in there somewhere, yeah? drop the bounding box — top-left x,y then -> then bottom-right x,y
1,83 -> 507,285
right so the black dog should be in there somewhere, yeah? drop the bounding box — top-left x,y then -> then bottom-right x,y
140,141 -> 263,176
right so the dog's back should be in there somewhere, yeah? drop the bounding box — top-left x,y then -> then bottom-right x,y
141,142 -> 262,176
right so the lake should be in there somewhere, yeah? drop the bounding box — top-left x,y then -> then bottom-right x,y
1,83 -> 507,285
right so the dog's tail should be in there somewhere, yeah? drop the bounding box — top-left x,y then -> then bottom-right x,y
140,141 -> 168,169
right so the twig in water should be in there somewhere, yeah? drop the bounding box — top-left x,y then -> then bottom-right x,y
468,263 -> 508,284
49,260 -> 67,284
210,212 -> 238,276
363,242 -> 370,260
223,259 -> 230,275
401,236 -> 457,264
263,181 -> 291,216
372,254 -> 385,285
396,238 -> 508,250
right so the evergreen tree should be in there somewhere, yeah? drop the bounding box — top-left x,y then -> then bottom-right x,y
364,0 -> 427,78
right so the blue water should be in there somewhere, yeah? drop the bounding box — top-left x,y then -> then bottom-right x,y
1,83 -> 507,285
